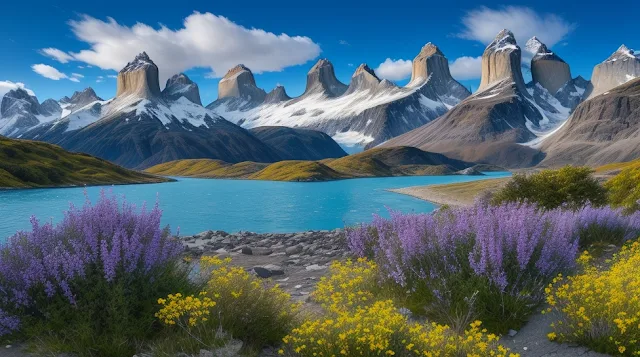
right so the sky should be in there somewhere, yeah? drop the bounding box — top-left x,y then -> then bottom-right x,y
1,0 -> 639,105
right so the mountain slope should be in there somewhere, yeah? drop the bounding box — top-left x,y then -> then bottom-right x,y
0,136 -> 167,188
21,53 -> 281,169
540,77 -> 640,167
588,45 -> 640,99
207,44 -> 471,149
382,30 -> 559,168
249,126 -> 347,161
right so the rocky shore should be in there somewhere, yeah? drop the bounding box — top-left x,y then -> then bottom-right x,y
181,229 -> 349,300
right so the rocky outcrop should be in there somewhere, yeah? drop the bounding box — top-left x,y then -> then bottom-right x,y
39,99 -> 62,117
0,89 -> 41,135
299,59 -> 347,98
344,64 -> 381,95
264,85 -> 291,104
249,126 -> 347,160
479,30 -> 527,93
59,87 -> 103,112
217,64 -> 266,102
208,44 -> 469,149
162,73 -> 202,105
589,45 -> 640,98
115,52 -> 162,99
381,30 -> 561,168
527,37 -> 572,95
540,77 -> 640,167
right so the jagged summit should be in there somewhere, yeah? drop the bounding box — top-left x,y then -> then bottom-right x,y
479,29 -> 527,92
606,45 -> 640,62
301,58 -> 347,98
589,44 -> 640,98
353,64 -> 378,79
264,85 -> 292,104
217,64 -> 266,102
116,52 -> 161,99
61,88 -> 103,110
409,42 -> 449,86
121,52 -> 155,72
527,37 -> 572,95
163,73 -> 202,105
345,64 -> 381,95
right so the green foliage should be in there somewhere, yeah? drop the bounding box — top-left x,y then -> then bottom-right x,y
0,136 -> 168,188
605,166 -> 640,213
26,264 -> 194,357
492,166 -> 607,210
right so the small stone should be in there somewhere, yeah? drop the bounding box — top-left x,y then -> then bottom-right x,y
5,345 -> 11,349
199,349 -> 214,357
241,247 -> 253,255
253,266 -> 272,278
294,285 -> 303,289
253,264 -> 284,278
508,329 -> 518,337
251,247 -> 273,256
276,277 -> 290,282
305,264 -> 327,271
286,244 -> 303,255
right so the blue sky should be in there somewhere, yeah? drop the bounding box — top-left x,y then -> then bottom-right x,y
1,0 -> 639,105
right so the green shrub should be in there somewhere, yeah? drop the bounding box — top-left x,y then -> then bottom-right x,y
605,166 -> 640,213
492,166 -> 607,210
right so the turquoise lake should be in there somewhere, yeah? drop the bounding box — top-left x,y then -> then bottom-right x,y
0,173 -> 509,241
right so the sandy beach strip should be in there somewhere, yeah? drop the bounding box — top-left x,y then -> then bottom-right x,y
389,178 -> 510,207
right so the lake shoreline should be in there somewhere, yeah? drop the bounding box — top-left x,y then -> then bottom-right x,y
387,177 -> 511,207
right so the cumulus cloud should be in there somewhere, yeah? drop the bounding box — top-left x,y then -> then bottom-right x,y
457,6 -> 575,48
0,81 -> 35,97
54,12 -> 321,84
40,48 -> 74,63
31,64 -> 69,80
375,58 -> 412,81
449,56 -> 482,80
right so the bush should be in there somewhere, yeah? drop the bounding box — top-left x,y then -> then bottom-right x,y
155,256 -> 300,354
492,166 -> 607,210
0,191 -> 191,356
545,239 -> 640,355
574,205 -> 640,247
282,259 -> 517,357
347,203 -> 583,332
605,166 -> 640,213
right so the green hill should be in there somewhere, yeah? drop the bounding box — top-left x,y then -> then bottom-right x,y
0,136 -> 169,188
145,147 -> 475,182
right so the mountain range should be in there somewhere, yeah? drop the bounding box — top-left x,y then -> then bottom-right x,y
1,29 -> 639,171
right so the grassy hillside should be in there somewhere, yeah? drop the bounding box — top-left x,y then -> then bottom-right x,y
0,136 -> 169,188
248,161 -> 347,182
595,159 -> 640,175
145,147 -> 475,182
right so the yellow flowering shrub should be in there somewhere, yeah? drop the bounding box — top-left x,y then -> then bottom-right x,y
545,239 -> 640,355
313,258 -> 378,312
156,256 -> 300,352
283,259 -> 517,357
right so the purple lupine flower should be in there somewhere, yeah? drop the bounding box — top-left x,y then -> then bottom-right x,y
0,190 -> 184,336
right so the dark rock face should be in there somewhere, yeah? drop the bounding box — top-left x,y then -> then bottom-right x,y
249,126 -> 347,161
217,64 -> 266,102
300,59 -> 348,98
24,105 -> 282,169
540,77 -> 640,167
263,85 -> 291,104
61,88 -> 103,110
344,64 -> 381,95
39,99 -> 62,117
0,89 -> 41,135
589,45 -> 640,99
116,52 -> 162,99
162,73 -> 202,105
527,37 -> 572,96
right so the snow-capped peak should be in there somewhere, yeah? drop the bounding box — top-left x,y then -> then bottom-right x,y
121,52 -> 156,73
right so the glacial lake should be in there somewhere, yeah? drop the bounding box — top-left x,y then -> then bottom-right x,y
0,173 -> 510,241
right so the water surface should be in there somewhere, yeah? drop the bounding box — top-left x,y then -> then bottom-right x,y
0,173 -> 509,241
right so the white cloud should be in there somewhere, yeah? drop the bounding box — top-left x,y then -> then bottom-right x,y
31,64 -> 69,80
58,12 -> 321,84
374,58 -> 412,81
107,75 -> 117,78
40,48 -> 74,63
96,75 -> 104,83
457,6 -> 575,48
0,81 -> 35,98
71,73 -> 84,78
449,56 -> 482,80
347,63 -> 354,67
69,77 -> 80,82
339,40 -> 350,46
